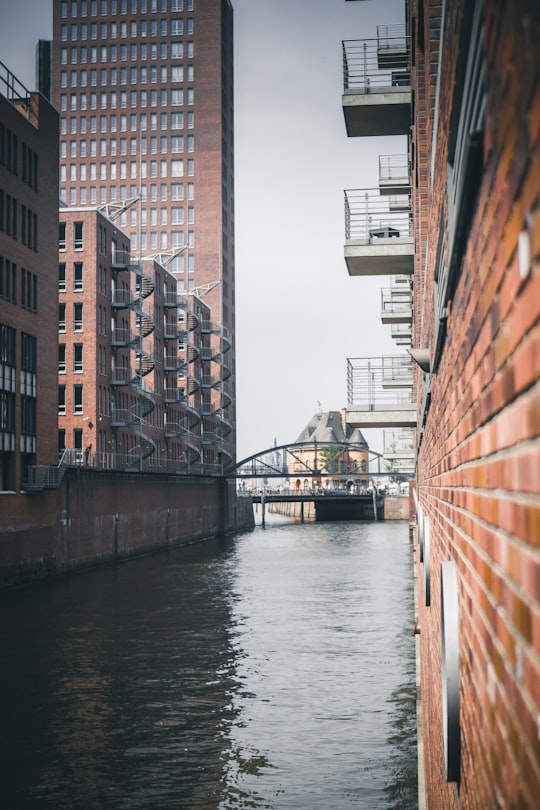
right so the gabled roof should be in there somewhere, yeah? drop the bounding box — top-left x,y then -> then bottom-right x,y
295,411 -> 368,449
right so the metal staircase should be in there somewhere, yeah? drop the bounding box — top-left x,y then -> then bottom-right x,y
110,252 -> 158,466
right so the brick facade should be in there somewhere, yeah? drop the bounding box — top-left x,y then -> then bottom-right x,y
410,0 -> 540,806
51,0 -> 236,462
0,66 -> 59,506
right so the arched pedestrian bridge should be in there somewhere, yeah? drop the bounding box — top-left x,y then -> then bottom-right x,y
225,442 -> 386,522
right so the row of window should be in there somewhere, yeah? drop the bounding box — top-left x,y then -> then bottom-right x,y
60,64 -> 193,87
59,221 -> 84,250
0,192 -> 38,251
61,157 -> 194,183
0,126 -> 39,190
0,326 -> 36,435
128,229 -> 194,253
59,87 -> 194,111
0,258 -> 38,312
61,110 -> 193,134
60,17 -> 194,41
60,0 -> 191,18
59,343 -> 84,374
61,133 -> 194,161
0,391 -> 36,435
60,173 -> 195,208
59,262 -> 84,291
59,302 -> 84,332
60,39 -> 192,64
58,383 -> 84,414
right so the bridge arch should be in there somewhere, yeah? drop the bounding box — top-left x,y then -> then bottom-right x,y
227,441 -> 383,487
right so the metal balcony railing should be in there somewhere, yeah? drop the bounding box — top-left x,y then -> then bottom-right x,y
381,286 -> 412,316
0,60 -> 38,125
379,154 -> 409,182
345,188 -> 412,243
383,428 -> 416,456
347,356 -> 415,411
342,28 -> 410,92
391,323 -> 412,343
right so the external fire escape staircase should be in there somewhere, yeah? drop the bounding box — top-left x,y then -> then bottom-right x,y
111,252 -> 157,466
200,319 -> 234,468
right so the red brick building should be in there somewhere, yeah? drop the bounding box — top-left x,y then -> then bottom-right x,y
51,0 -> 236,463
0,63 -> 59,495
342,0 -> 540,805
409,1 -> 540,805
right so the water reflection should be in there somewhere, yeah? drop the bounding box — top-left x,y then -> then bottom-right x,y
0,519 -> 417,808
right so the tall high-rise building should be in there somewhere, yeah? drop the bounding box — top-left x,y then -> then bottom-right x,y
51,0 -> 236,462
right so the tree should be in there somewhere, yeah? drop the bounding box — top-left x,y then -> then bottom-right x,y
320,445 -> 343,474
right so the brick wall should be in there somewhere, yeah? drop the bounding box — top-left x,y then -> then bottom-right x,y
411,0 -> 540,806
0,474 -> 253,587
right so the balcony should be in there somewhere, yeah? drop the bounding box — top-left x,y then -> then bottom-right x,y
391,322 -> 412,346
381,281 -> 413,324
344,188 -> 414,276
342,26 -> 411,137
383,428 -> 416,464
346,356 -> 417,428
379,155 -> 410,195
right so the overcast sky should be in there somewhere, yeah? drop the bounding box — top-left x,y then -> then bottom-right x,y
0,0 -> 406,461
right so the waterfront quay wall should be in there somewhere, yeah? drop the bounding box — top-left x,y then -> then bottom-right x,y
268,501 -> 315,520
268,495 -> 409,521
0,471 -> 254,587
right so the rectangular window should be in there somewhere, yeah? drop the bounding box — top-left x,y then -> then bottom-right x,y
59,343 -> 66,373
59,303 -> 66,332
74,302 -> 83,331
59,222 -> 66,250
171,41 -> 183,59
74,384 -> 83,413
59,262 -> 66,291
58,384 -> 66,414
74,261 -> 83,290
171,135 -> 183,153
74,221 -> 84,249
73,344 -> 83,373
171,159 -> 183,177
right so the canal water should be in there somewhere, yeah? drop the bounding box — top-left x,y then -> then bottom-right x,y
0,515 -> 417,809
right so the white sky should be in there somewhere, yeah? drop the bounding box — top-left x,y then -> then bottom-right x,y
0,0 -> 406,462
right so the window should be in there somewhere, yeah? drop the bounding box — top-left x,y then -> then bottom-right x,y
171,183 -> 183,201
59,303 -> 66,332
171,19 -> 183,36
171,42 -> 182,59
74,384 -> 83,413
74,344 -> 83,372
171,136 -> 183,153
74,222 -> 84,249
171,89 -> 183,106
59,222 -> 66,250
433,0 -> 486,370
59,263 -> 66,291
58,384 -> 66,414
59,344 -> 66,373
171,159 -> 183,177
73,427 -> 83,452
74,302 -> 83,331
74,262 -> 83,290
171,112 -> 183,129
